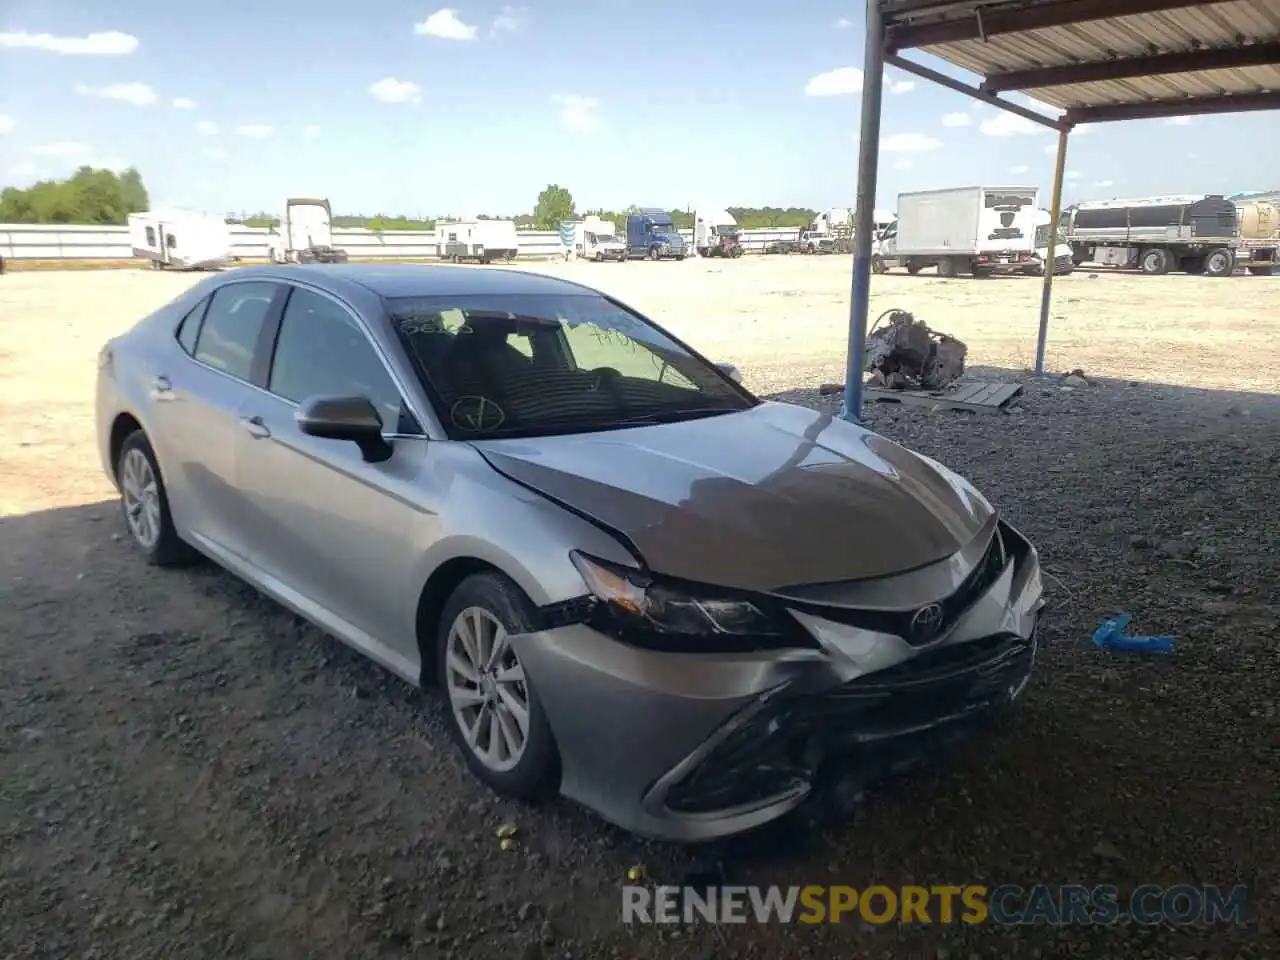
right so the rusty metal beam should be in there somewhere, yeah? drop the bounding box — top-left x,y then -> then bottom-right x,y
885,0 -> 1237,52
886,54 -> 1069,129
1065,90 -> 1280,122
983,41 -> 1280,91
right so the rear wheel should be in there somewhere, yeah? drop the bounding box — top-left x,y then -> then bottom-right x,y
1203,247 -> 1235,277
906,261 -> 922,275
115,430 -> 199,567
1139,247 -> 1171,275
936,257 -> 957,278
438,573 -> 558,800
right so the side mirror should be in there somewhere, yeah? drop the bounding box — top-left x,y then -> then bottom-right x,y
714,361 -> 742,384
296,395 -> 393,463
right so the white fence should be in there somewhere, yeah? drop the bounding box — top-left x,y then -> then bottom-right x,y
0,223 -> 804,261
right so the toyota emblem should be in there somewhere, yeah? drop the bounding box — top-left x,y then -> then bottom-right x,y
909,603 -> 945,643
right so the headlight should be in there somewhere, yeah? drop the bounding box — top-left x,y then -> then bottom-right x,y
569,551 -> 813,653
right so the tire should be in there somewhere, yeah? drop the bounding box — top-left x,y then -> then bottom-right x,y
1248,265 -> 1274,276
115,430 -> 199,567
1139,247 -> 1171,275
906,262 -> 922,276
936,257 -> 957,278
972,266 -> 994,278
871,257 -> 887,275
1203,247 -> 1235,277
437,572 -> 558,800
648,246 -> 660,261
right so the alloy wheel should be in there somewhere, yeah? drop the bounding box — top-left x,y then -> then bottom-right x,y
120,448 -> 162,550
445,606 -> 530,772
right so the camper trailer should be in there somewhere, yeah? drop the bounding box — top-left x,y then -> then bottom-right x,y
437,220 -> 520,263
128,212 -> 232,270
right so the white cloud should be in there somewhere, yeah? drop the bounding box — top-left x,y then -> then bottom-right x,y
31,141 -> 88,156
302,124 -> 321,139
554,94 -> 600,132
237,124 -> 273,139
75,82 -> 157,106
195,120 -> 218,136
891,157 -> 913,170
0,114 -> 14,134
835,17 -> 854,29
1066,170 -> 1081,180
805,67 -> 861,97
369,77 -> 422,103
889,79 -> 915,95
941,111 -> 971,128
881,132 -> 942,153
414,9 -> 478,40
0,29 -> 137,55
491,5 -> 523,33
1009,164 -> 1029,174
1164,115 -> 1193,126
172,97 -> 196,109
203,147 -> 228,160
1095,179 -> 1114,187
11,161 -> 38,177
981,110 -> 1050,137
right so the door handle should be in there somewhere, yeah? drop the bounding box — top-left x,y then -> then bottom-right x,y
151,375 -> 174,400
239,414 -> 272,439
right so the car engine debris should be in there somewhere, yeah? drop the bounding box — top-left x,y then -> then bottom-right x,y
864,309 -> 967,391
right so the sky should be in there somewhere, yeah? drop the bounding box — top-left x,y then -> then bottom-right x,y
2,0 -> 1279,218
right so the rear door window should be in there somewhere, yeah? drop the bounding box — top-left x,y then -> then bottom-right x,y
193,281 -> 277,381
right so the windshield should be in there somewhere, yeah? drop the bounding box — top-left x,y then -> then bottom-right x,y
589,232 -> 619,243
717,224 -> 740,236
387,293 -> 756,440
647,220 -> 674,234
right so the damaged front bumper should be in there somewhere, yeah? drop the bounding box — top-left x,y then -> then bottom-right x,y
511,523 -> 1045,842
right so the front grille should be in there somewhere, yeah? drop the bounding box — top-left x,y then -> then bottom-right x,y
791,528 -> 1005,646
663,631 -> 1034,815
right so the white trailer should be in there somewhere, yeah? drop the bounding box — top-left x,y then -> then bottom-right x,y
573,216 -> 626,261
266,197 -> 349,264
873,186 -> 1039,277
437,220 -> 520,263
693,208 -> 743,258
128,212 -> 232,270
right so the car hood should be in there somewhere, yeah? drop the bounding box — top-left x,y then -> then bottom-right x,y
473,402 -> 994,593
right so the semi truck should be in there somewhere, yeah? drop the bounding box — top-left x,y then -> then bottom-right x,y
625,208 -> 687,260
872,186 -> 1040,277
800,207 -> 853,255
693,208 -> 743,257
128,211 -> 232,270
267,197 -> 349,264
436,220 -> 520,263
1233,197 -> 1278,276
1064,195 -> 1238,276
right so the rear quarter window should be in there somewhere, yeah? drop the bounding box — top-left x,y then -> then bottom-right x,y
176,298 -> 210,355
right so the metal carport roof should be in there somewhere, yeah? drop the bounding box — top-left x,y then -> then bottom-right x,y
842,0 -> 1280,420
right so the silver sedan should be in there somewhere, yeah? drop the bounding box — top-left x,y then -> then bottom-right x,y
95,264 -> 1045,841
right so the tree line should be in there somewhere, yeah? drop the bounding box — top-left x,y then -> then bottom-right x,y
0,170 -> 818,232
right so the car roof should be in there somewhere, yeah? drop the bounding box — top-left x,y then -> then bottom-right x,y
226,263 -> 599,299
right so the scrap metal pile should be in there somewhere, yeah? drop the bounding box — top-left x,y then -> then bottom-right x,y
864,309 -> 967,391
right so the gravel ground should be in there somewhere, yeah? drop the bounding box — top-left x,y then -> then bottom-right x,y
1,263 -> 1278,958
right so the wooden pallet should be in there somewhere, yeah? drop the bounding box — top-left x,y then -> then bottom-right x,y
865,380 -> 1023,414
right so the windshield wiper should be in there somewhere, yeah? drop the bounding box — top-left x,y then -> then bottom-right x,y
612,406 -> 739,425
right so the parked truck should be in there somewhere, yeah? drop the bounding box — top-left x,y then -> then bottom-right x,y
1064,194 -> 1238,276
800,207 -> 853,254
437,219 -> 520,263
625,209 -> 687,260
693,208 -> 743,258
569,216 -> 627,261
128,210 -> 232,270
872,186 -> 1040,277
1023,208 -> 1074,277
267,197 -> 349,264
1233,197 -> 1278,276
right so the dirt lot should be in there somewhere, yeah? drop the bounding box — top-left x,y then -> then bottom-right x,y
2,259 -> 1278,959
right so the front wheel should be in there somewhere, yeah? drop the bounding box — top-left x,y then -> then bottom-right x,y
116,430 -> 199,567
1203,247 -> 1235,277
438,573 -> 559,800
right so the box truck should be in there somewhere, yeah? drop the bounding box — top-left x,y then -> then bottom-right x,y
872,186 -> 1040,277
569,216 -> 627,261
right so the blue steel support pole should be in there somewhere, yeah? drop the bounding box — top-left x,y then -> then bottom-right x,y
1035,125 -> 1070,374
841,0 -> 886,423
